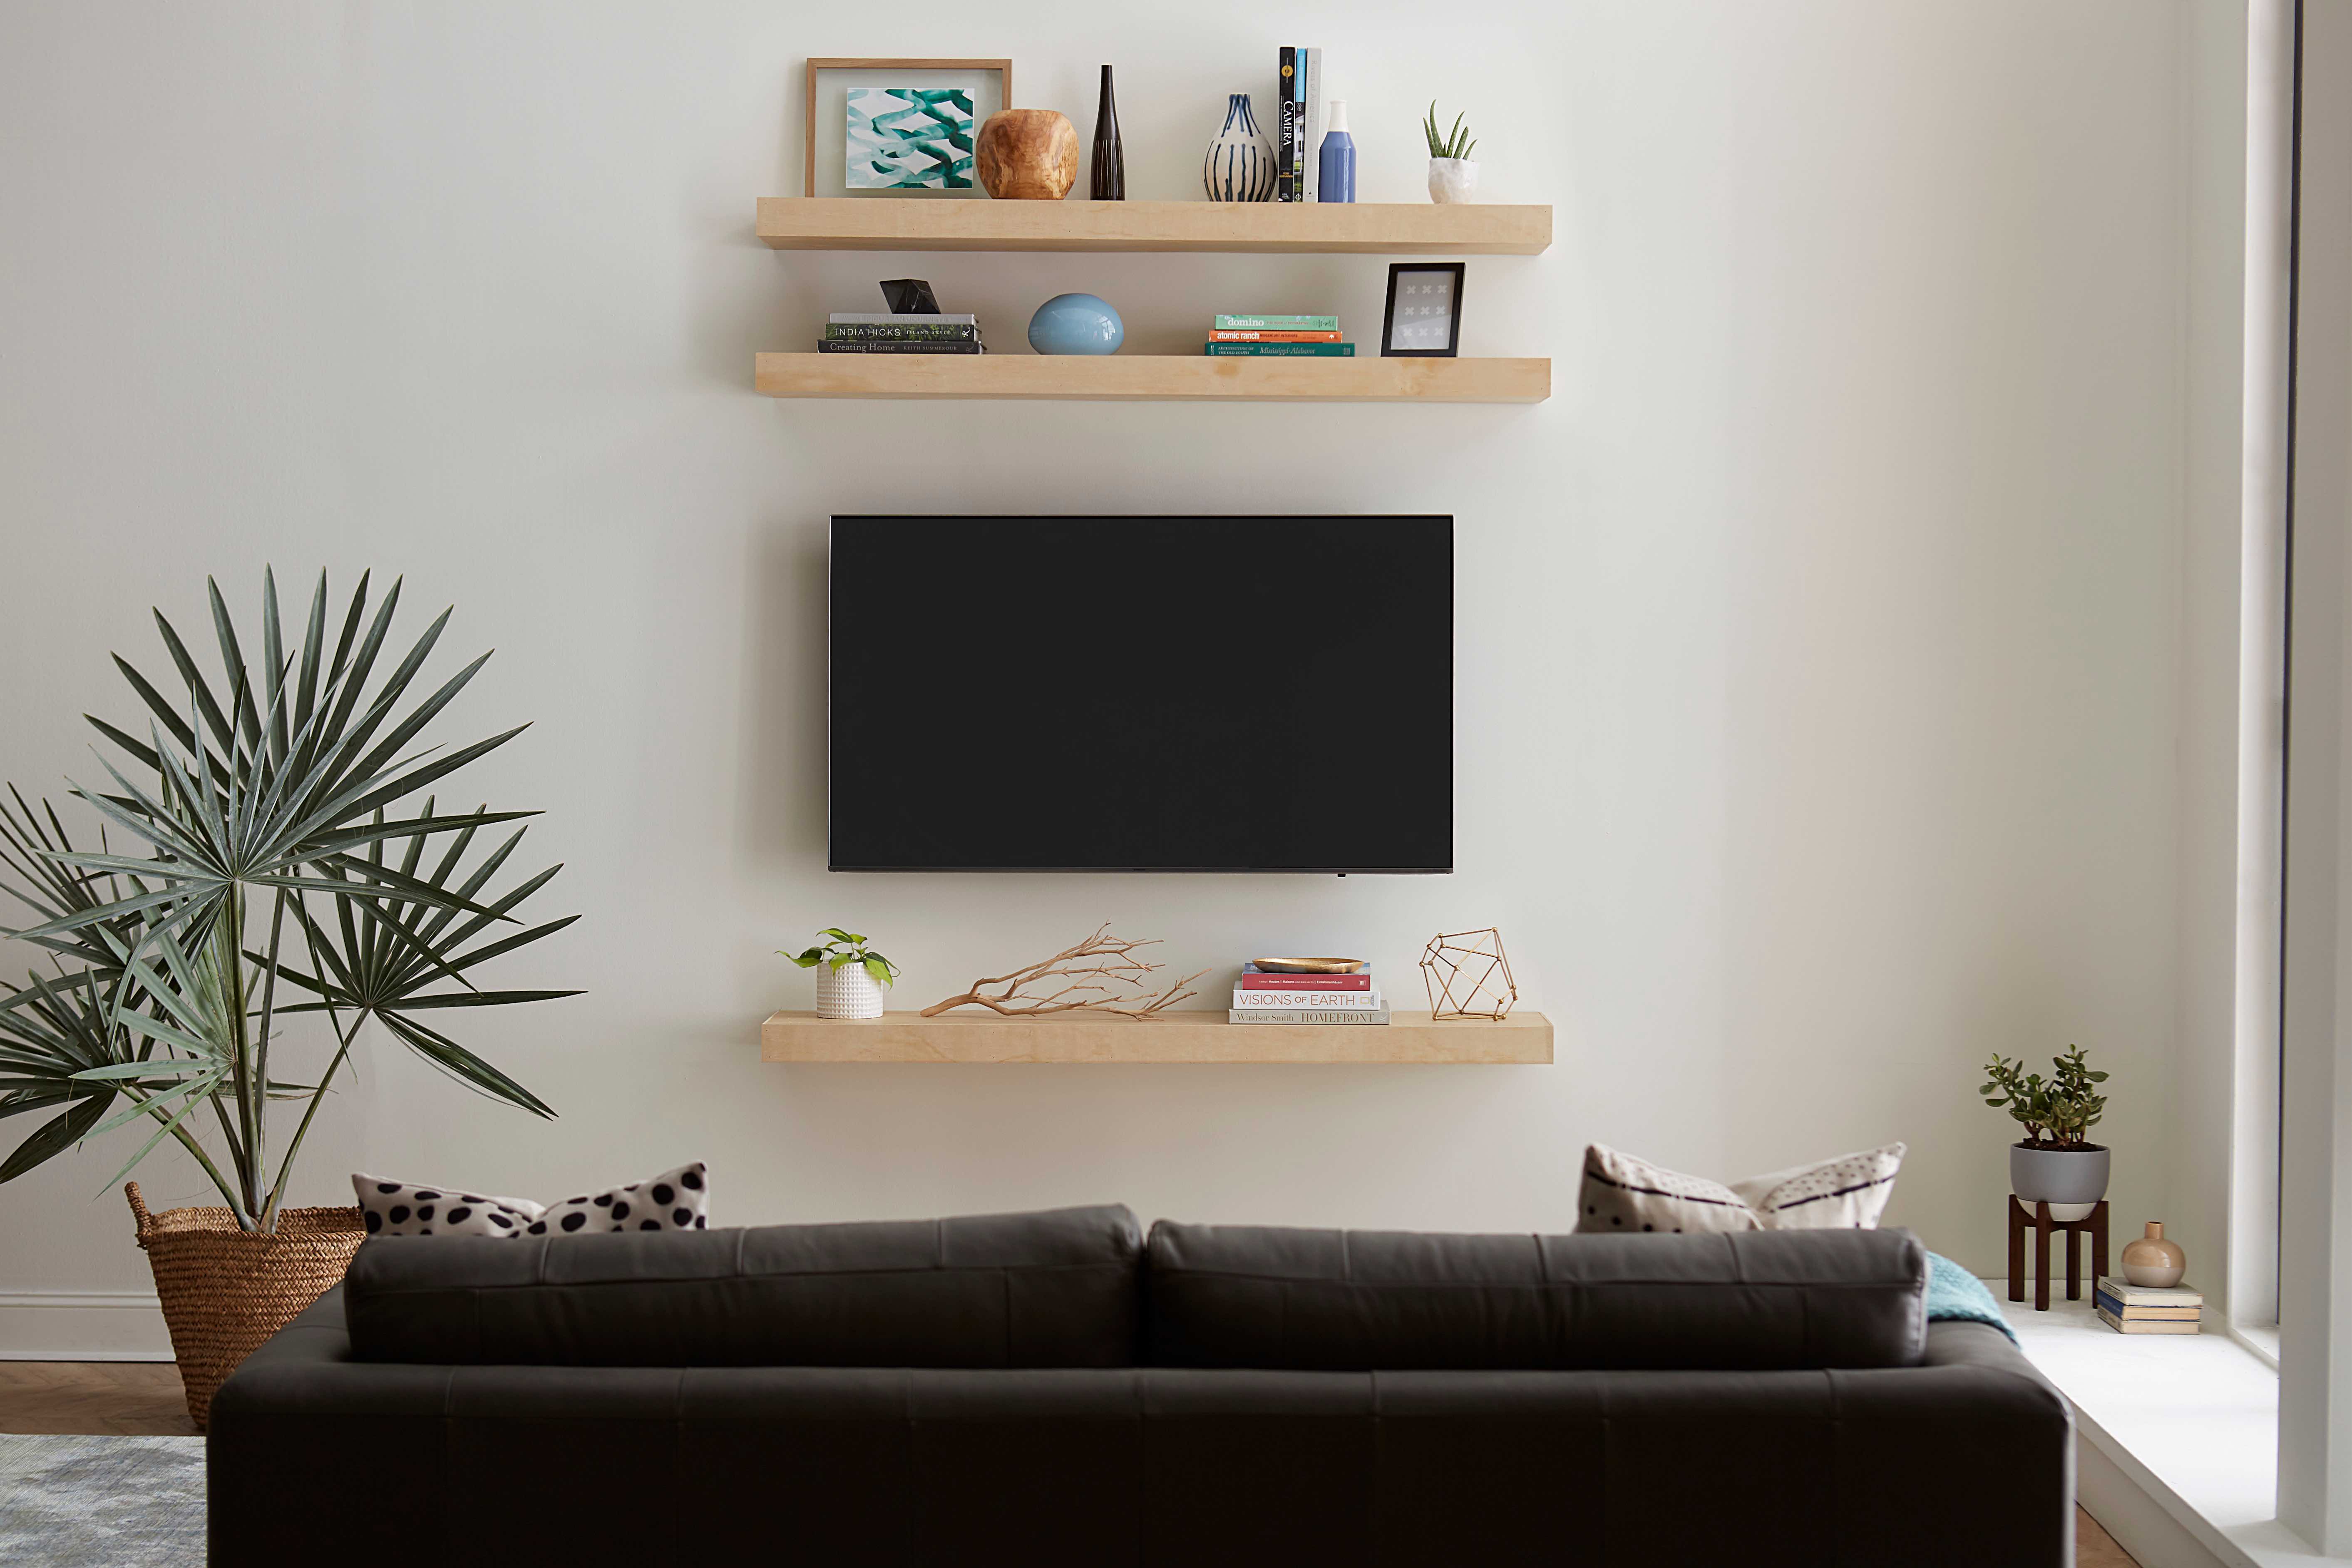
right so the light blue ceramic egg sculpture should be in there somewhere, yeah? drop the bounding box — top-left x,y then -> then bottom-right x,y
1027,293 -> 1125,355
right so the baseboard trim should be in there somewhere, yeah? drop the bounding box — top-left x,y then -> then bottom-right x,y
2076,1430 -> 2234,1568
0,1290 -> 173,1362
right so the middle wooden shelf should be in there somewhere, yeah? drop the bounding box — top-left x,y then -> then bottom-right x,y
755,352 -> 1550,403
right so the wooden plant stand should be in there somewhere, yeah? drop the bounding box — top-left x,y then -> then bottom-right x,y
2007,1196 -> 2109,1312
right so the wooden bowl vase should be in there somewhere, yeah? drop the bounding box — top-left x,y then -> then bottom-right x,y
976,109 -> 1079,200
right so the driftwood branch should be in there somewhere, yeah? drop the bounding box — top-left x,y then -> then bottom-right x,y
922,924 -> 1205,1019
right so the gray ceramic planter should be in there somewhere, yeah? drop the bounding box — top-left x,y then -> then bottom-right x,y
2010,1142 -> 2109,1221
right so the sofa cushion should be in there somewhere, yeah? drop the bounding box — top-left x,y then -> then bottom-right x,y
1144,1222 -> 1926,1371
345,1204 -> 1141,1367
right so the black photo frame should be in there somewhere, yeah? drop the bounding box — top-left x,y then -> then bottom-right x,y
1381,262 -> 1465,357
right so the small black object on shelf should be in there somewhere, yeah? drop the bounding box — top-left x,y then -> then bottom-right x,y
1381,263 -> 1465,358
880,279 -> 941,315
1091,65 -> 1125,201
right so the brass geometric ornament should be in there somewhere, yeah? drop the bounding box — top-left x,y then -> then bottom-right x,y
1419,928 -> 1518,1020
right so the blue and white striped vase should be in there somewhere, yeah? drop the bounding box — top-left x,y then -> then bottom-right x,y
1202,93 -> 1276,202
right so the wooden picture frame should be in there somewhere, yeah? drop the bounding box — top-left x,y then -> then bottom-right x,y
1381,262 -> 1466,357
805,57 -> 1013,199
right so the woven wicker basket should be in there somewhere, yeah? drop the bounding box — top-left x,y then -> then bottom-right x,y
126,1181 -> 365,1430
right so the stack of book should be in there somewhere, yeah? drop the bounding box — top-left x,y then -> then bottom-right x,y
1229,965 -> 1388,1025
2092,1277 -> 2202,1335
1204,315 -> 1354,358
1275,46 -> 1326,202
817,313 -> 984,355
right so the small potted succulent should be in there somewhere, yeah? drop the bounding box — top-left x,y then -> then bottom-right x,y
1424,102 -> 1478,204
786,929 -> 901,1020
1980,1045 -> 2111,1219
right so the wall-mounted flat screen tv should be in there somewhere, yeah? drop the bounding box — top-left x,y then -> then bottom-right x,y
830,515 -> 1452,873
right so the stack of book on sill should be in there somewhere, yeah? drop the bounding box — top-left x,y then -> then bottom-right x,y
1204,315 -> 1354,357
2092,1277 -> 2202,1335
817,313 -> 985,354
1229,965 -> 1388,1025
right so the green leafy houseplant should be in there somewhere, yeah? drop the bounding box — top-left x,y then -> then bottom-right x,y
784,930 -> 900,989
1423,102 -> 1477,161
0,570 -> 579,1233
1980,1045 -> 2109,1149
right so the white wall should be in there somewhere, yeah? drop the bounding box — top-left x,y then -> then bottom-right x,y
0,0 -> 2232,1350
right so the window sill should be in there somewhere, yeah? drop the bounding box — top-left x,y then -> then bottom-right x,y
1994,1288 -> 2329,1567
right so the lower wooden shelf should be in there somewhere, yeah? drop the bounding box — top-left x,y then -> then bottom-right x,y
753,353 -> 1550,403
760,1009 -> 1553,1064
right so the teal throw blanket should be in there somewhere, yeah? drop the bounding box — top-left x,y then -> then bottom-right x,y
1926,1250 -> 2017,1343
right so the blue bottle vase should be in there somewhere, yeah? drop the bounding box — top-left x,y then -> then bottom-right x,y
1317,98 -> 1355,204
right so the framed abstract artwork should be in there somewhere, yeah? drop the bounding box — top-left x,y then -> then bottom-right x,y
804,58 -> 1012,199
1381,262 -> 1466,357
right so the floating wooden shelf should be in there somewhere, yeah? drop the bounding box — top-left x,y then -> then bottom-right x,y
757,198 -> 1552,255
760,1010 -> 1553,1065
754,353 -> 1549,403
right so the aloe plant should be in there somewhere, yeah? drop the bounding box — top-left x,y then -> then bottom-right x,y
0,570 -> 578,1231
1423,102 -> 1476,161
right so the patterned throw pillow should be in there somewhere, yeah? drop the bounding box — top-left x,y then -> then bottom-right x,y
529,1161 -> 710,1236
1577,1143 -> 1905,1234
1728,1144 -> 1907,1230
353,1161 -> 710,1239
351,1175 -> 542,1238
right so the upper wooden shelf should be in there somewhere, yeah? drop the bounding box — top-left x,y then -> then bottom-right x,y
756,198 -> 1552,255
760,1010 -> 1553,1065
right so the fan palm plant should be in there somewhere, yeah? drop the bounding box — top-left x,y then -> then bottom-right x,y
0,569 -> 578,1233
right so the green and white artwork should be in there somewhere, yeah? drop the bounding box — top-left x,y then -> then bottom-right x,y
846,88 -> 976,190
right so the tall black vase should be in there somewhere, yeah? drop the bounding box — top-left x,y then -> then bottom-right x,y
1091,65 -> 1125,201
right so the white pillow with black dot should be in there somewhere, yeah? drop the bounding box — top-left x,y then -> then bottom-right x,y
527,1161 -> 710,1236
1576,1142 -> 1905,1235
353,1161 -> 710,1239
352,1175 -> 542,1238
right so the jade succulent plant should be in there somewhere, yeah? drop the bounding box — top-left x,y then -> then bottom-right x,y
1979,1044 -> 2109,1149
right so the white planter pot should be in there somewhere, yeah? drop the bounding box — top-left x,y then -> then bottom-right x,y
1428,157 -> 1480,204
2009,1142 -> 2109,1222
815,962 -> 886,1020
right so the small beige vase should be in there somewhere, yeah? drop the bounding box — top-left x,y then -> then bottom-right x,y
2121,1221 -> 2186,1288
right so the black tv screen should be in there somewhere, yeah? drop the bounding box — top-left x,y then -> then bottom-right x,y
830,515 -> 1452,873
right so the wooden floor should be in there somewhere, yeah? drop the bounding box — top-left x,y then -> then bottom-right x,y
0,1361 -> 2142,1561
0,1360 -> 198,1436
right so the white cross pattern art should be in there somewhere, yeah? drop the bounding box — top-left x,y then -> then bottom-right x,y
1388,268 -> 1458,351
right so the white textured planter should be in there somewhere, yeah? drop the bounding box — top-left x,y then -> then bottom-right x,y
815,962 -> 886,1020
1428,157 -> 1480,204
2009,1142 -> 2109,1222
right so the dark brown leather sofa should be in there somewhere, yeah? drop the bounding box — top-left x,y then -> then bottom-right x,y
209,1205 -> 2070,1566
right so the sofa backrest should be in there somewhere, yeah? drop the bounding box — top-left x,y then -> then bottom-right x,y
343,1203 -> 1142,1367
1144,1222 -> 1927,1370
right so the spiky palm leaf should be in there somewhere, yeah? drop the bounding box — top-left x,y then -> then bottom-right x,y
0,570 -> 577,1229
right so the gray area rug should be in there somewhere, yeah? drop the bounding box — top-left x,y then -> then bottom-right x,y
0,1433 -> 205,1566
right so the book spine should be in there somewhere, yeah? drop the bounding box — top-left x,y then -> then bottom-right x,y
825,325 -> 981,341
1209,330 -> 1344,342
1215,315 -> 1341,330
1204,342 -> 1356,357
1232,991 -> 1383,1008
1302,49 -> 1322,202
1277,47 -> 1297,201
2095,1307 -> 2200,1334
828,312 -> 980,325
816,340 -> 985,354
1229,1008 -> 1392,1025
1239,973 -> 1373,990
2094,1278 -> 2205,1307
